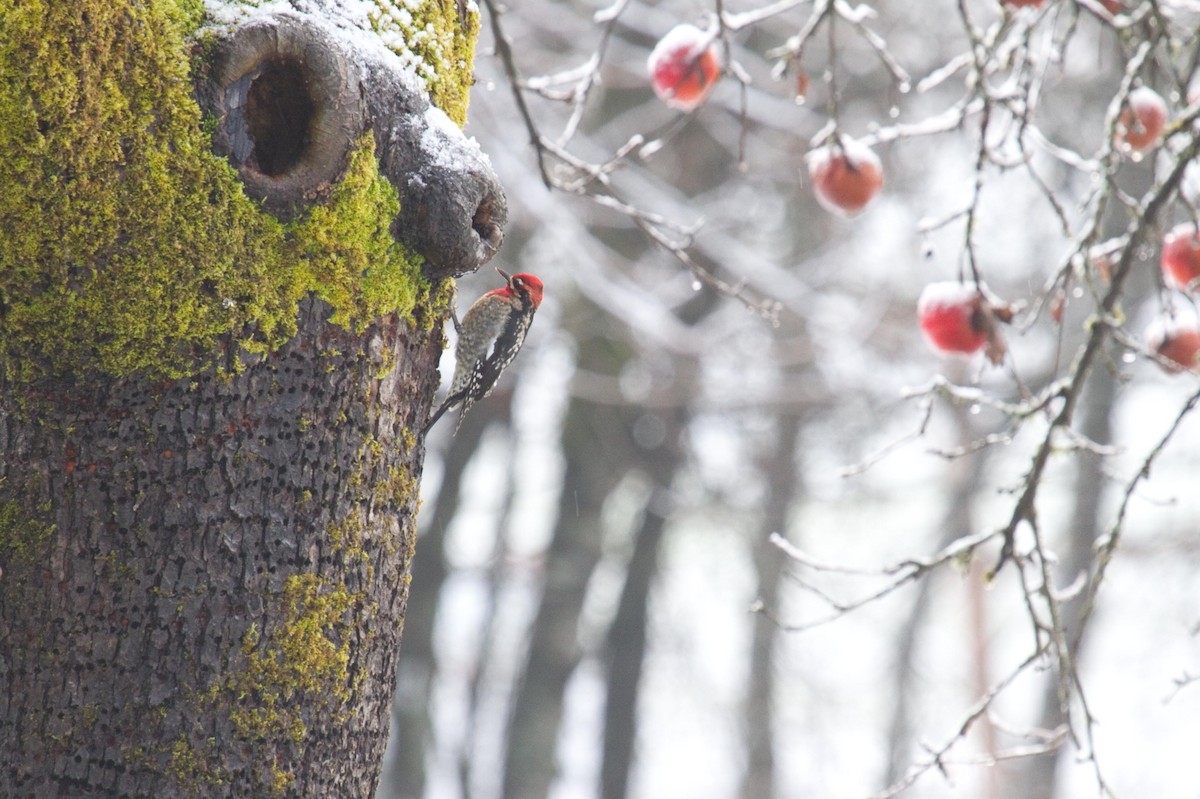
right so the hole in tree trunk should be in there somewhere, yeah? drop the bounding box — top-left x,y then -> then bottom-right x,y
245,60 -> 315,177
200,15 -> 366,218
470,196 -> 505,258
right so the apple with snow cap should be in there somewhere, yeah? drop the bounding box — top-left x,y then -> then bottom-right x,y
1145,314 -> 1200,374
1116,86 -> 1168,154
807,137 -> 884,217
648,24 -> 721,112
1161,223 -> 1200,293
918,281 -> 1009,365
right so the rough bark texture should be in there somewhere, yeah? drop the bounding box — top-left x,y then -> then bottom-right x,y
0,299 -> 441,797
0,2 -> 502,797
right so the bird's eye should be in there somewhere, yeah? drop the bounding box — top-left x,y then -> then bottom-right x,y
513,277 -> 524,287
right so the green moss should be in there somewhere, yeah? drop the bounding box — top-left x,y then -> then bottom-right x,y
415,276 -> 457,332
366,0 -> 480,126
226,574 -> 359,745
0,1 -> 284,382
271,764 -> 296,796
79,704 -> 100,730
286,135 -> 425,333
172,570 -> 364,792
0,479 -> 55,575
326,511 -> 371,572
380,464 -> 419,509
0,0 -> 436,384
166,735 -> 229,792
174,0 -> 207,35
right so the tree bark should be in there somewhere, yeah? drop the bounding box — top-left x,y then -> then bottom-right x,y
1,300 -> 439,798
0,2 -> 503,797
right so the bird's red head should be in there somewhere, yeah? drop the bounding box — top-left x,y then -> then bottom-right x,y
496,268 -> 544,309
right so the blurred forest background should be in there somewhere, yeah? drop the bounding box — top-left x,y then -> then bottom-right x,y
377,1 -> 1200,798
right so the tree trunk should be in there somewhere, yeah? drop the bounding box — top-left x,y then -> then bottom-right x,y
1015,368 -> 1117,799
740,413 -> 802,799
1,300 -> 438,797
502,325 -> 636,799
0,2 -> 504,797
600,429 -> 684,799
884,402 -> 989,787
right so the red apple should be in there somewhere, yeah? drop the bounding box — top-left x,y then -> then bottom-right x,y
1145,315 -> 1200,374
807,138 -> 883,216
1116,86 -> 1168,153
918,282 -> 990,356
1161,223 -> 1200,292
648,24 -> 720,112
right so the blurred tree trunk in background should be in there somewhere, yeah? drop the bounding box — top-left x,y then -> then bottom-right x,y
741,413 -> 802,799
1016,367 -> 1116,799
597,271 -> 723,798
600,494 -> 669,799
885,402 -> 989,787
502,309 -> 637,799
454,394 -> 517,799
599,394 -> 692,799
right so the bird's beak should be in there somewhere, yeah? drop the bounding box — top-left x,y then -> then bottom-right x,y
495,267 -> 512,283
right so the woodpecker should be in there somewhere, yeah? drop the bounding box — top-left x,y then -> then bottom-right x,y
424,268 -> 544,434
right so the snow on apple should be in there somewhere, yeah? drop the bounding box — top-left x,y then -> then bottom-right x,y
1161,223 -> 1200,292
648,24 -> 721,112
918,282 -> 987,355
807,137 -> 884,217
1145,314 -> 1200,374
917,281 -> 1009,364
1116,86 -> 1168,154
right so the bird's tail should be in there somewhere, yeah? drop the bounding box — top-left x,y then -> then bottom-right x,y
422,397 -> 453,436
422,388 -> 468,436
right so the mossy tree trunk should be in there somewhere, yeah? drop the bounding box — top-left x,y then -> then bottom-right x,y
1,302 -> 438,797
0,2 -> 504,797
